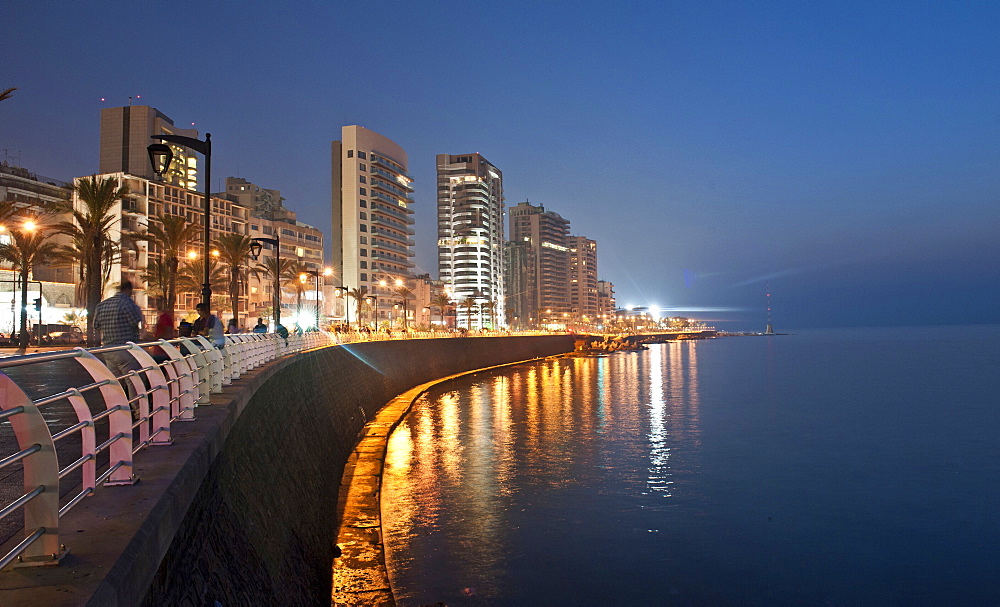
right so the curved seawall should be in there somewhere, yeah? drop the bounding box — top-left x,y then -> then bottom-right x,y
133,335 -> 573,606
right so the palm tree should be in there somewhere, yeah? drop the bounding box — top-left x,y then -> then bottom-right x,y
394,285 -> 414,329
142,215 -> 200,316
430,293 -> 451,330
347,287 -> 368,330
481,299 -> 497,330
177,257 -> 227,313
460,296 -> 477,331
0,216 -> 59,352
141,258 -> 170,311
0,87 -> 15,103
214,233 -> 254,322
54,175 -> 129,345
252,256 -> 296,326
287,261 -> 312,323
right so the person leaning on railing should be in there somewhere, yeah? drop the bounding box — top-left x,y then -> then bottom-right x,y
93,280 -> 144,413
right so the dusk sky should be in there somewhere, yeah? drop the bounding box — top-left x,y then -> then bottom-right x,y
3,1 -> 997,330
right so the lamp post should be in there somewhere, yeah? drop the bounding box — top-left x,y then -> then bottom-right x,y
334,285 -> 350,327
148,133 -> 212,307
249,236 -> 280,326
365,294 -> 378,328
299,269 -> 328,330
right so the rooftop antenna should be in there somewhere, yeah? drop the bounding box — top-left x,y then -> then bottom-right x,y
764,282 -> 774,335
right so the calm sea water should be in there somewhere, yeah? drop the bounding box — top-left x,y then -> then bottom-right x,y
382,325 -> 1000,606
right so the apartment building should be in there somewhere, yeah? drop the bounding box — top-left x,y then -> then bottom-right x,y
100,105 -> 200,189
597,280 -> 616,322
436,153 -> 505,329
508,201 -> 571,324
568,236 -> 598,321
75,172 -> 322,327
331,126 -> 414,326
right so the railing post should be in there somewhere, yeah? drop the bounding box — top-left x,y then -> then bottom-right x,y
157,340 -> 197,420
178,337 -> 212,405
194,336 -> 224,393
127,344 -> 171,446
71,349 -> 135,486
0,372 -> 64,569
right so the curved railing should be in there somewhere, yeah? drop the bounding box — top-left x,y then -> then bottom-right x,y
0,331 -> 331,571
0,327 -> 564,572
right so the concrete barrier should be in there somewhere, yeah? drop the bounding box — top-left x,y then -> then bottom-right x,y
0,335 -> 573,606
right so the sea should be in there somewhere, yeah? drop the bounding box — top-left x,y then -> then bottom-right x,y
381,325 -> 1000,606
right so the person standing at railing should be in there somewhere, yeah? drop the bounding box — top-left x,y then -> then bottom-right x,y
252,318 -> 268,334
193,302 -> 225,349
94,280 -> 144,412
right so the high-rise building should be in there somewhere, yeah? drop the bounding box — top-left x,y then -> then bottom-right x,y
436,153 -> 505,329
222,177 -> 293,221
503,240 -> 534,328
100,106 -> 200,189
508,201 -> 570,324
568,236 -> 598,321
331,126 -> 414,326
597,280 -> 616,323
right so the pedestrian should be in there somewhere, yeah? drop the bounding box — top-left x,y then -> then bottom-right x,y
178,319 -> 193,337
150,307 -> 175,365
252,318 -> 268,334
93,280 -> 144,412
227,317 -> 239,334
193,303 -> 225,348
275,322 -> 289,346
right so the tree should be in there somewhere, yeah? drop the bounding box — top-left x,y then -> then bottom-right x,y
177,257 -> 227,313
0,215 -> 59,352
394,285 -> 414,329
214,233 -> 254,322
430,293 -> 451,330
460,296 -> 477,331
141,258 -> 170,310
481,299 -> 497,330
251,256 -> 296,325
0,87 -> 15,103
347,287 -> 368,330
54,175 -> 129,345
141,214 -> 200,316
287,261 -> 312,323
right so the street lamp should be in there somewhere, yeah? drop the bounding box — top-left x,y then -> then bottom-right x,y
148,133 -> 212,307
299,269 -> 323,330
249,236 -> 280,326
333,285 -> 350,327
365,295 -> 379,328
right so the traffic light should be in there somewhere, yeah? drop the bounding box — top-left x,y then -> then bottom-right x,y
33,298 -> 42,312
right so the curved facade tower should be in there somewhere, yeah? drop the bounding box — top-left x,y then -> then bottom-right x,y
436,153 -> 505,329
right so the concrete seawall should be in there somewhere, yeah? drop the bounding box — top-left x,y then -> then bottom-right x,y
0,335 -> 573,606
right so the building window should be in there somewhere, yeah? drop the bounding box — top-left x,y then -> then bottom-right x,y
360,224 -> 368,232
347,150 -> 353,158
360,249 -> 367,256
359,151 -> 367,160
361,261 -> 367,269
360,212 -> 367,220
359,163 -> 367,171
361,273 -> 367,282
360,187 -> 366,195
360,176 -> 366,184
360,236 -> 368,244
359,199 -> 367,207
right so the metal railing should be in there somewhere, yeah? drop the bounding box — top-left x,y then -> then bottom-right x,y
0,330 -> 332,571
0,327 -> 567,571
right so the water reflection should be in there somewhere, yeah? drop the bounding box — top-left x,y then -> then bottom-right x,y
382,344 -> 703,605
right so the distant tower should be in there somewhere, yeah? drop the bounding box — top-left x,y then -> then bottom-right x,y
764,283 -> 775,334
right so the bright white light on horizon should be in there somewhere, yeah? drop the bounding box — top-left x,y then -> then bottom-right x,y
649,305 -> 661,318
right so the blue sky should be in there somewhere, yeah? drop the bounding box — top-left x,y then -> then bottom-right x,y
3,1 -> 997,329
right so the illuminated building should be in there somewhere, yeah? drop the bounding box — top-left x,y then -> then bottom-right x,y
100,105 -> 200,189
436,153 -> 505,329
508,201 -> 570,323
568,236 -> 598,321
331,126 -> 414,324
597,280 -> 616,320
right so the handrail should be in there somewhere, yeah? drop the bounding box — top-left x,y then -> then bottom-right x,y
0,330 -> 338,571
0,328 -> 570,572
